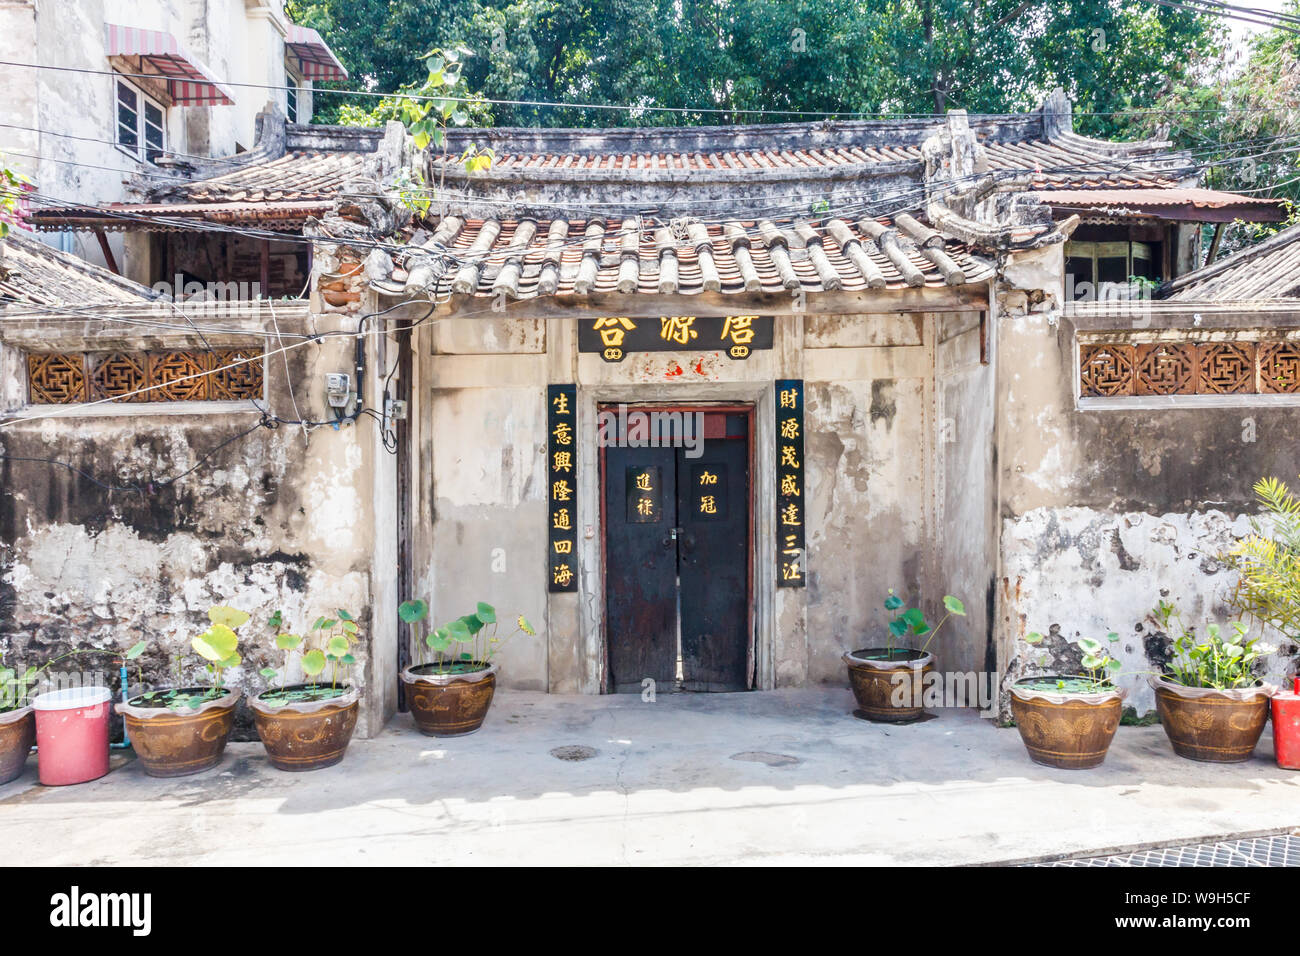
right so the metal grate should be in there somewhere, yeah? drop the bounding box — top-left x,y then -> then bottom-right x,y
1033,834 -> 1300,867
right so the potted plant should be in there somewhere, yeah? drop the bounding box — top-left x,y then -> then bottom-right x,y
1226,475 -> 1300,768
1148,600 -> 1275,763
0,655 -> 38,785
1010,631 -> 1124,769
115,606 -> 246,778
399,600 -> 535,737
249,608 -> 362,771
843,590 -> 965,722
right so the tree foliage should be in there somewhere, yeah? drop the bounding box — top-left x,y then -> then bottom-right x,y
288,0 -> 1220,135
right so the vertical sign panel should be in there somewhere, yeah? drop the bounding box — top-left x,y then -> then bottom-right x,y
548,384 -> 578,592
775,379 -> 805,587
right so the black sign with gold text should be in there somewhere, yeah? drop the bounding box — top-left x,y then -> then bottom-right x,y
776,380 -> 805,587
578,316 -> 775,363
548,384 -> 578,592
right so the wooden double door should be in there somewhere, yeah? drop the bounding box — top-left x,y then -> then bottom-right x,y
603,408 -> 751,693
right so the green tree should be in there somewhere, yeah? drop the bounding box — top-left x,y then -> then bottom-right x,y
288,0 -> 1222,132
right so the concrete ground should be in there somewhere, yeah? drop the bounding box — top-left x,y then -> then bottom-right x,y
3,688 -> 1298,866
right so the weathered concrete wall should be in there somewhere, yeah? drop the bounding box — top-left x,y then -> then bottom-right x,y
0,305 -> 395,737
993,247 -> 1300,714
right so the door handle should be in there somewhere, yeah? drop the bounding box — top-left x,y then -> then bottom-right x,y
662,526 -> 683,548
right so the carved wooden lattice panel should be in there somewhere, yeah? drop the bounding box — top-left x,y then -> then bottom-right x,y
1134,344 -> 1196,396
149,351 -> 211,401
1079,340 -> 1300,397
1080,344 -> 1136,396
26,349 -> 264,404
27,353 -> 86,404
1259,343 -> 1300,393
210,348 -> 264,400
89,352 -> 150,402
1198,343 -> 1256,394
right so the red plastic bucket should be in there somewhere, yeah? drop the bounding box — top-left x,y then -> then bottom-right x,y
33,687 -> 112,786
1272,678 -> 1300,771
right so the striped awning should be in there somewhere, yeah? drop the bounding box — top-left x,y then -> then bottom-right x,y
104,24 -> 235,106
285,25 -> 348,81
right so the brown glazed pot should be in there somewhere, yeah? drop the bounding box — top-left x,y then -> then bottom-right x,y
1009,679 -> 1124,770
401,663 -> 497,737
843,648 -> 934,723
249,684 -> 360,772
1151,675 -> 1271,763
0,706 -> 35,785
117,688 -> 241,778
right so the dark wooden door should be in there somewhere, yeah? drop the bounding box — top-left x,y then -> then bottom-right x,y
677,426 -> 749,691
604,409 -> 751,693
605,444 -> 679,693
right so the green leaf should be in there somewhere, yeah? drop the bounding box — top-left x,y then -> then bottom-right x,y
884,592 -> 904,611
276,633 -> 302,651
341,654 -> 356,665
942,595 -> 966,616
124,641 -> 148,660
1025,632 -> 1044,644
902,608 -> 926,629
219,653 -> 241,669
192,624 -> 238,663
426,627 -> 452,652
399,599 -> 428,624
259,667 -> 278,681
461,614 -> 485,636
518,616 -> 536,636
301,649 -> 327,677
268,610 -> 283,630
209,606 -> 250,630
336,608 -> 354,622
327,636 -> 350,657
448,618 -> 473,642
476,602 -> 496,624
341,620 -> 359,634
888,619 -> 908,638
1107,632 -> 1120,642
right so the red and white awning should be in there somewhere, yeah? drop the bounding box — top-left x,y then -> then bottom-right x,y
104,24 -> 235,106
285,25 -> 349,82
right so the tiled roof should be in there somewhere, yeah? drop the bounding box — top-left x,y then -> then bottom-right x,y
0,233 -> 157,306
374,212 -> 996,301
1163,224 -> 1300,301
167,151 -> 369,203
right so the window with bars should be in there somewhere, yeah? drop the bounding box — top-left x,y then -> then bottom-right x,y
26,349 -> 264,405
115,78 -> 165,164
285,76 -> 299,124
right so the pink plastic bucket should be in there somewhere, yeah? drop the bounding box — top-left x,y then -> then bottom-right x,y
33,687 -> 112,786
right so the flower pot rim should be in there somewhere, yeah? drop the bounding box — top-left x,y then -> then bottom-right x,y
1148,674 -> 1277,702
1010,677 -> 1126,706
402,662 -> 498,685
32,686 -> 112,711
843,648 -> 933,670
250,684 -> 360,716
0,704 -> 33,725
117,687 -> 241,720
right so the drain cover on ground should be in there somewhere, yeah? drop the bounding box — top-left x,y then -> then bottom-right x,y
730,751 -> 801,767
1031,834 -> 1300,867
550,745 -> 598,761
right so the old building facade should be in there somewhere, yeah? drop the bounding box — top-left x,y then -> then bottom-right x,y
4,64 -> 1299,733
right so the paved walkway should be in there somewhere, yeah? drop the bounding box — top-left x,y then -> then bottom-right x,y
4,689 -> 1298,866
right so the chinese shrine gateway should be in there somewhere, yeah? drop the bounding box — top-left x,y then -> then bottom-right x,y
15,92 -> 1292,734
293,88 -> 1285,710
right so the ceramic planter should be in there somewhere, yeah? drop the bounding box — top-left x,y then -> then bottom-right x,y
0,706 -> 35,785
401,663 -> 497,737
1151,675 -> 1271,763
116,688 -> 241,778
1009,679 -> 1124,770
843,648 -> 934,723
249,684 -> 359,772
